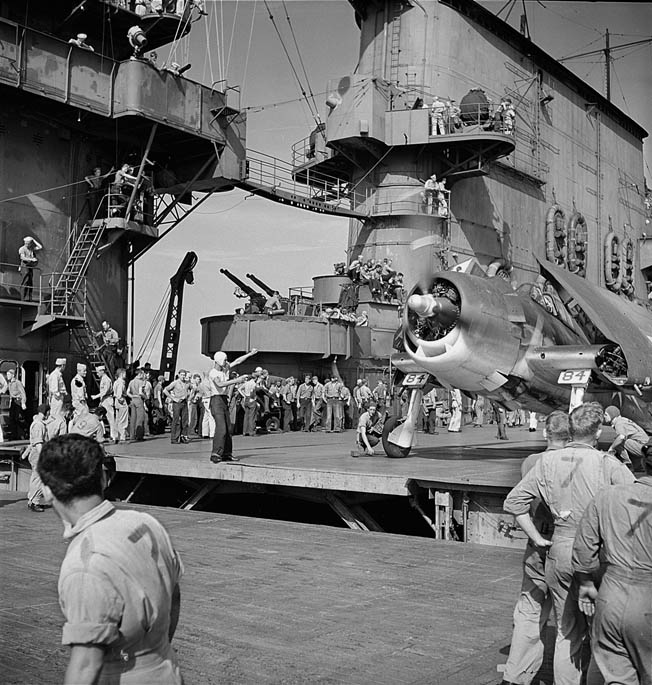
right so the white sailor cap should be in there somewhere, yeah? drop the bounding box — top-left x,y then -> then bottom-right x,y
213,351 -> 227,365
55,357 -> 66,365
77,363 -> 87,372
23,236 -> 34,243
96,365 -> 105,373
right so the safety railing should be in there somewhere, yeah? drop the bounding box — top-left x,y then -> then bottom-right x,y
245,150 -> 369,213
372,190 -> 451,218
39,273 -> 87,319
291,127 -> 329,168
0,262 -> 42,302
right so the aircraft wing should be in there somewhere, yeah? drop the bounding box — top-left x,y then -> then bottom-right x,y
537,256 -> 652,384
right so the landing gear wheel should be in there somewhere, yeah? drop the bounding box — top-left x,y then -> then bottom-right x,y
265,417 -> 281,432
382,416 -> 412,458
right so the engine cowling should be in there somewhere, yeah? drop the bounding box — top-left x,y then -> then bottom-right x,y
403,272 -> 525,392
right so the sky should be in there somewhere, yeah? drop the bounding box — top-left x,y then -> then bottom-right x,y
133,1 -> 652,371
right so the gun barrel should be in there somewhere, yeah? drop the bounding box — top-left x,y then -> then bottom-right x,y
246,273 -> 276,297
220,268 -> 258,296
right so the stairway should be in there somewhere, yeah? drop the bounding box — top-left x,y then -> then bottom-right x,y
388,1 -> 402,86
52,221 -> 106,316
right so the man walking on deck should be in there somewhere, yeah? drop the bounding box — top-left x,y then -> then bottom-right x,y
501,410 -> 570,685
504,403 -> 634,685
37,434 -> 184,685
208,349 -> 256,463
24,403 -> 50,512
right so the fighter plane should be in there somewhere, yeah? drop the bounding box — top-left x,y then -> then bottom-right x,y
383,255 -> 652,457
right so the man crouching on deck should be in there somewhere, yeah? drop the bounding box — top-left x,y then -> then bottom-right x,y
37,434 -> 184,685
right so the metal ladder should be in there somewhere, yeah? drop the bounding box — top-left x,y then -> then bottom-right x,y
70,322 -> 113,380
389,1 -> 402,86
52,221 -> 106,315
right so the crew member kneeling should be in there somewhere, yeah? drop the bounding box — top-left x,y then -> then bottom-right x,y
352,402 -> 384,457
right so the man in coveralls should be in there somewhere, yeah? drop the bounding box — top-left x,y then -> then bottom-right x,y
501,410 -> 570,685
504,403 -> 634,685
572,449 -> 652,684
37,434 -> 183,684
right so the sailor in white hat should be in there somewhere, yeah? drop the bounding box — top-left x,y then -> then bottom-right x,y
48,358 -> 67,421
207,347 -> 258,463
71,363 -> 88,415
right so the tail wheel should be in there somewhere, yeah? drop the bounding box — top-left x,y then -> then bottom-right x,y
382,416 -> 412,458
265,416 -> 281,432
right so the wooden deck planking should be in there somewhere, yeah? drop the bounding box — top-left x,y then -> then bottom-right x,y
101,425 -> 545,496
0,493 -> 538,685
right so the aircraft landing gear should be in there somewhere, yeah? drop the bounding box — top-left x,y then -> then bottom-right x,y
382,386 -> 424,458
382,416 -> 411,458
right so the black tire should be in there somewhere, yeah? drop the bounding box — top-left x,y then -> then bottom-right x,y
382,416 -> 412,458
265,416 -> 281,433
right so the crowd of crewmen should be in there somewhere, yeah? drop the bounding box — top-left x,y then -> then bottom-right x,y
335,257 -> 405,303
6,348 -> 652,685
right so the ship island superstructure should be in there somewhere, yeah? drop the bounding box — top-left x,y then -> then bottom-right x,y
0,0 -> 246,414
200,0 -> 648,388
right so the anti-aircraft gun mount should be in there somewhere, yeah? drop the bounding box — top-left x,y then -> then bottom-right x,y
220,269 -> 267,313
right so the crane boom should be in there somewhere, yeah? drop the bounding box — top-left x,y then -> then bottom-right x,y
160,251 -> 198,381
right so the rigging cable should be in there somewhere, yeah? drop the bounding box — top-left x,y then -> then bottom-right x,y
281,0 -> 322,126
224,0 -> 241,83
262,0 -> 319,124
240,0 -> 258,97
134,284 -> 171,362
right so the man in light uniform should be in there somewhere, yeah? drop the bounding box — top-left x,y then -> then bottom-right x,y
602,405 -> 648,471
238,369 -> 259,437
127,368 -> 148,441
37,434 -> 183,685
504,403 -> 634,685
18,235 -> 42,300
94,320 -> 120,375
24,403 -> 50,512
572,449 -> 652,685
501,411 -> 570,685
296,375 -> 313,432
112,368 -> 129,442
48,357 -> 68,422
69,405 -> 105,443
92,365 -> 116,441
324,376 -> 343,433
6,368 -> 27,440
311,375 -> 325,430
71,363 -> 88,415
208,349 -> 256,463
163,370 -> 190,444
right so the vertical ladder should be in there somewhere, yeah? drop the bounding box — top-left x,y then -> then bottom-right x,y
53,221 -> 106,315
388,1 -> 402,86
